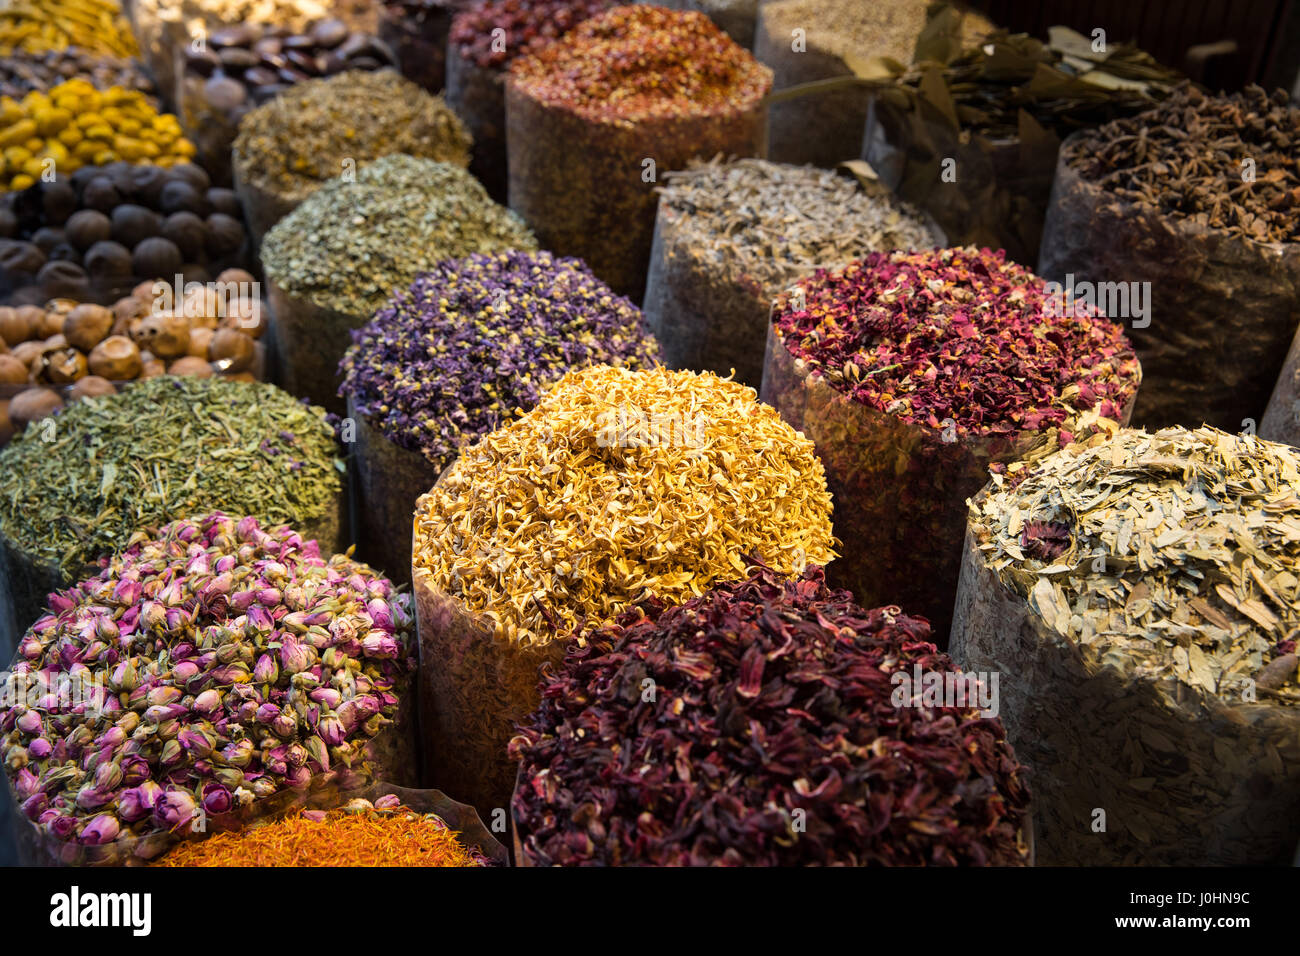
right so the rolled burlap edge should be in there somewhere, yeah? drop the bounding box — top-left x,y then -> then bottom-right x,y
951,507 -> 1300,865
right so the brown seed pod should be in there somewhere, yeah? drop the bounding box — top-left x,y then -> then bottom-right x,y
187,326 -> 215,358
63,303 -> 115,352
208,327 -> 255,373
42,334 -> 67,351
216,268 -> 256,285
167,355 -> 214,378
221,296 -> 267,339
37,307 -> 67,338
88,335 -> 143,380
134,311 -> 191,359
15,305 -> 46,337
220,371 -> 257,383
0,398 -> 11,444
183,286 -> 221,329
68,375 -> 117,401
9,387 -> 64,432
0,306 -> 32,345
44,347 -> 88,384
139,358 -> 167,379
10,340 -> 44,368
0,354 -> 28,384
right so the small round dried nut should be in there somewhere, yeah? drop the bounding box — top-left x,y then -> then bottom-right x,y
215,268 -> 256,285
0,354 -> 28,384
220,371 -> 257,383
88,335 -> 143,380
45,347 -> 88,384
63,303 -> 115,352
43,334 -> 67,351
38,305 -> 70,337
9,387 -> 63,432
0,306 -> 31,345
139,358 -> 167,379
221,296 -> 267,338
167,355 -> 214,378
208,327 -> 255,373
187,326 -> 215,358
15,306 -> 46,336
0,398 -> 11,444
68,375 -> 117,401
134,311 -> 191,359
10,340 -> 44,368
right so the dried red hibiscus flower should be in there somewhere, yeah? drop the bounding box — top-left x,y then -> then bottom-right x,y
510,564 -> 1030,866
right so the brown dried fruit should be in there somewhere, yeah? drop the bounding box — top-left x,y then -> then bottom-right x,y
44,347 -> 88,384
68,375 -> 117,401
187,326 -> 214,358
208,327 -> 254,372
0,354 -> 28,384
139,358 -> 167,378
88,335 -> 143,380
36,308 -> 65,338
0,306 -> 32,345
9,340 -> 44,368
0,398 -> 11,444
167,355 -> 214,378
63,303 -> 115,352
9,387 -> 63,431
133,311 -> 191,359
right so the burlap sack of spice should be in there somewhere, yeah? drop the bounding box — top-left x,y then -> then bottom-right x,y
760,325 -> 1136,644
1261,324 -> 1300,447
446,49 -> 509,203
506,90 -> 766,302
231,167 -> 309,252
347,393 -> 442,585
413,546 -> 566,815
1041,146 -> 1300,431
951,504 -> 1300,866
265,278 -> 365,416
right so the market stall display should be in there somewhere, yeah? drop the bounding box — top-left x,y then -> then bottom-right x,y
178,20 -> 398,186
506,5 -> 771,300
1,512 -> 413,865
259,155 -> 535,413
512,563 -> 1031,866
231,69 -> 470,245
761,246 -> 1141,643
952,426 -> 1300,865
645,158 -> 939,388
1039,84 -> 1300,431
755,0 -> 992,168
0,376 -> 346,658
866,25 -> 1180,267
0,48 -> 155,102
339,249 -> 659,583
447,0 -> 610,203
152,785 -> 501,866
412,364 -> 836,812
0,160 -> 250,306
0,271 -> 269,445
378,0 -> 464,93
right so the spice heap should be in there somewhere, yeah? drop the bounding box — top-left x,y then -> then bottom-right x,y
509,5 -> 771,124
414,365 -> 837,644
0,376 -> 342,580
155,796 -> 490,866
0,0 -> 137,57
773,247 -> 1138,439
512,564 -> 1030,866
232,70 -> 470,206
648,159 -> 937,384
0,49 -> 155,102
261,155 -> 535,318
451,0 -> 610,68
341,249 -> 660,469
957,426 -> 1300,864
0,161 -> 248,303
0,271 -> 267,443
866,25 -> 1179,262
0,81 -> 194,191
1066,85 -> 1300,245
1,513 -> 411,857
971,427 -> 1300,701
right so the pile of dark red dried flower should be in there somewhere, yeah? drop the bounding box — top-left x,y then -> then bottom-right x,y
510,564 -> 1030,866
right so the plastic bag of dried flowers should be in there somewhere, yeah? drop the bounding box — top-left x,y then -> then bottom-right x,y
259,155 -> 537,413
152,782 -> 505,866
505,5 -> 772,300
511,562 -> 1031,866
338,249 -> 660,585
0,512 -> 416,866
447,0 -> 613,202
412,364 -> 837,812
761,246 -> 1141,644
645,158 -> 940,388
231,69 -> 471,244
0,376 -> 346,658
1042,84 -> 1300,431
953,425 -> 1300,866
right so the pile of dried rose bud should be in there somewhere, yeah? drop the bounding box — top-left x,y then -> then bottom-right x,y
1,512 -> 412,849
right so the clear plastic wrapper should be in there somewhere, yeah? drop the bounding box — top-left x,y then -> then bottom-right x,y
951,513 -> 1300,866
759,324 -> 1136,644
1039,137 -> 1300,431
505,81 -> 766,301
